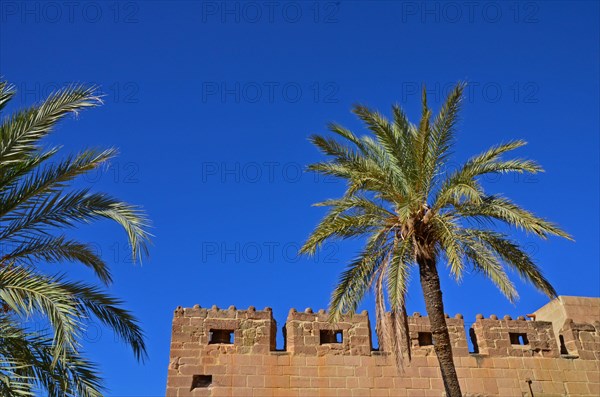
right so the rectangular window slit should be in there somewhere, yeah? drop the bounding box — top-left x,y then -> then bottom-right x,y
320,330 -> 343,344
418,332 -> 434,346
469,328 -> 479,353
209,329 -> 234,344
509,332 -> 529,345
559,335 -> 569,354
191,375 -> 212,390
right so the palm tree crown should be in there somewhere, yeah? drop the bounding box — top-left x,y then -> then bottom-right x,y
0,80 -> 151,396
300,82 -> 571,396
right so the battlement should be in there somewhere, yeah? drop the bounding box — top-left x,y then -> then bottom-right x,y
285,308 -> 372,356
171,305 -> 276,355
170,304 -> 598,360
167,297 -> 600,396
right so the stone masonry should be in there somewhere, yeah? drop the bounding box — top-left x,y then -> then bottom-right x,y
167,296 -> 600,396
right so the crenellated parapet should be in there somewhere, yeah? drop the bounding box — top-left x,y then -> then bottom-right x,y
470,314 -> 559,357
169,304 -> 598,360
167,297 -> 600,397
170,304 -> 276,356
285,308 -> 372,356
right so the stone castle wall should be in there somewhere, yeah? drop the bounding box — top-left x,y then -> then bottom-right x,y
166,297 -> 600,396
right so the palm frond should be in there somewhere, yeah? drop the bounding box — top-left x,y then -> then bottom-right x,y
0,148 -> 117,218
431,214 -> 465,280
374,260 -> 388,352
386,237 -> 413,311
413,86 -> 432,197
424,82 -> 465,195
459,230 -> 518,302
384,236 -> 413,369
58,281 -> 148,361
455,195 -> 572,240
308,134 -> 403,198
352,105 -> 406,168
328,228 -> 391,322
0,266 -> 80,362
0,85 -> 102,167
0,314 -> 104,397
0,147 -> 61,194
464,229 -> 556,298
0,80 -> 16,113
0,79 -> 150,396
1,236 -> 111,285
300,195 -> 391,255
432,140 -> 542,210
326,122 -> 368,152
1,189 -> 151,263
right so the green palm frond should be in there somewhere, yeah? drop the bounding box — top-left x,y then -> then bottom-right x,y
0,267 -> 145,392
384,237 -> 413,367
57,281 -> 147,361
431,214 -> 465,280
327,122 -> 369,153
0,266 -> 80,361
386,236 -> 413,311
416,87 -> 432,162
459,230 -> 518,302
433,140 -> 542,210
300,195 -> 391,255
1,236 -> 111,285
309,131 -> 407,200
352,105 -> 406,170
455,195 -> 572,240
0,81 -> 16,113
0,147 -> 61,193
463,229 -> 556,298
0,314 -> 104,397
1,189 -> 150,262
424,82 -> 465,195
0,79 -> 151,396
0,148 -> 117,217
0,85 -> 102,167
329,228 -> 391,322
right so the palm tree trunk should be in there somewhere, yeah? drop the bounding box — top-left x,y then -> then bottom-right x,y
417,254 -> 462,397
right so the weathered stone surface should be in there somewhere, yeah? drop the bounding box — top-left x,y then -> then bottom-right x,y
166,296 -> 600,396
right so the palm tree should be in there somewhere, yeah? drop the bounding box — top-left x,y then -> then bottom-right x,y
300,82 -> 571,397
0,80 -> 151,396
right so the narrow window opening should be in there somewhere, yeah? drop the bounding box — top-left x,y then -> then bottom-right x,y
191,375 -> 212,390
279,325 -> 287,351
509,332 -> 529,345
559,335 -> 569,355
208,329 -> 234,344
469,328 -> 479,353
418,332 -> 434,346
320,330 -> 343,344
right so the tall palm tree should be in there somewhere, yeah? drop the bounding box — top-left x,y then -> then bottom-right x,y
300,82 -> 571,397
0,80 -> 151,396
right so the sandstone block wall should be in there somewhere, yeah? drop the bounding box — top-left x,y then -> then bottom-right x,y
535,296 -> 600,360
286,309 -> 372,356
167,297 -> 600,396
471,315 -> 557,358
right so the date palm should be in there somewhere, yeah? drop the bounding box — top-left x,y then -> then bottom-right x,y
0,80 -> 151,396
300,82 -> 571,397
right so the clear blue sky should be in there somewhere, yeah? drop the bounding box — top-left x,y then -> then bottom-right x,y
1,1 -> 599,395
